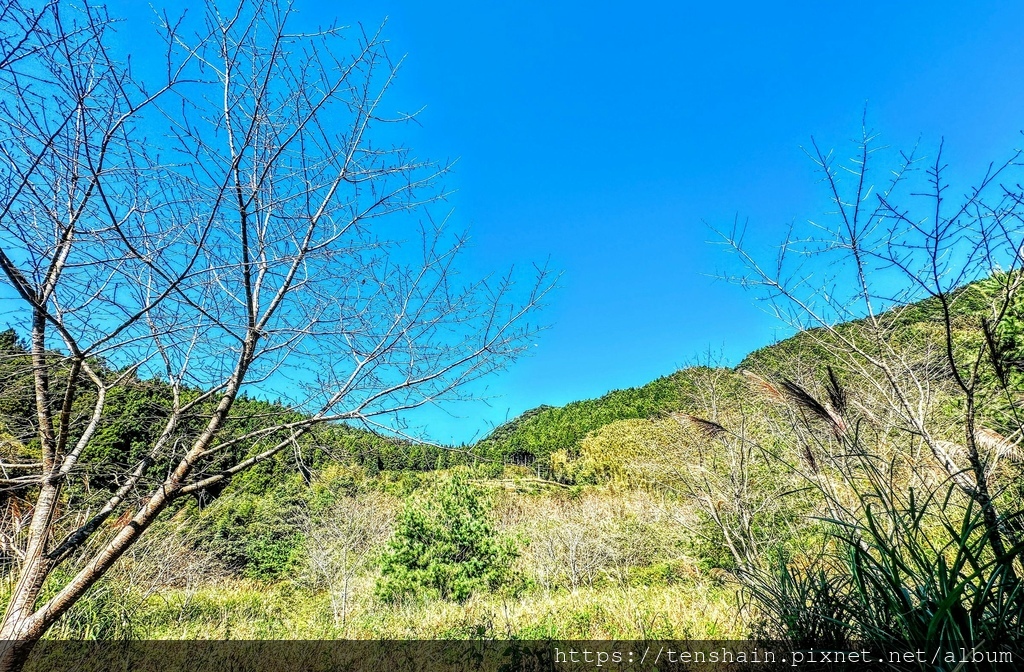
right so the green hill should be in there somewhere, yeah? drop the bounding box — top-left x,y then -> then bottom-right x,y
471,370 -> 702,467
472,275 -> 1014,469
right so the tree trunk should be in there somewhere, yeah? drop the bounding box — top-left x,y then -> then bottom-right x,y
0,620 -> 47,672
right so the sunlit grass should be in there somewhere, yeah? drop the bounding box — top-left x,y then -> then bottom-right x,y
136,577 -> 742,640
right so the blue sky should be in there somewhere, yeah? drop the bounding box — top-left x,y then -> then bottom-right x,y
112,1 -> 1024,443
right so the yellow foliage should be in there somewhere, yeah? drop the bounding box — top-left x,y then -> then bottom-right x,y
574,418 -> 686,485
0,426 -> 33,462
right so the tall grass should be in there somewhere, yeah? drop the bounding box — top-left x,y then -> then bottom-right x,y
745,450 -> 1024,664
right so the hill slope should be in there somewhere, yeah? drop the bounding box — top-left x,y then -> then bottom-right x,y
472,276 -> 1009,466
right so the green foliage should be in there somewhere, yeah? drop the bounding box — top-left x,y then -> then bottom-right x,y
376,472 -> 518,602
473,371 -> 702,469
688,513 -> 740,572
8,267 -> 1024,647
572,417 -> 684,484
186,474 -> 307,580
84,384 -> 173,491
0,329 -> 34,448
747,451 -> 1024,657
626,560 -> 691,587
305,463 -> 370,510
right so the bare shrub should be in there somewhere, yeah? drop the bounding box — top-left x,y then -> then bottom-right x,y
507,491 -> 690,590
300,490 -> 398,628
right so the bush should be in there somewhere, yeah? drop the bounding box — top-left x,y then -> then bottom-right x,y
185,475 -> 306,580
376,472 -> 518,602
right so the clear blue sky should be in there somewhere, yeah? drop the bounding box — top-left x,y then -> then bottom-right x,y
112,1 -> 1024,444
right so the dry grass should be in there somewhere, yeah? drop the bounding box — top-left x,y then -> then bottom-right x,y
138,577 -> 742,640
119,482 -> 741,641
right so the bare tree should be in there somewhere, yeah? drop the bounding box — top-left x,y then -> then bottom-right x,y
633,368 -> 804,574
0,0 -> 549,666
720,121 -> 1024,569
300,489 -> 396,631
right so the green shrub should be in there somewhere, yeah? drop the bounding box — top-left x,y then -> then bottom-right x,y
185,476 -> 305,580
376,471 -> 518,602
